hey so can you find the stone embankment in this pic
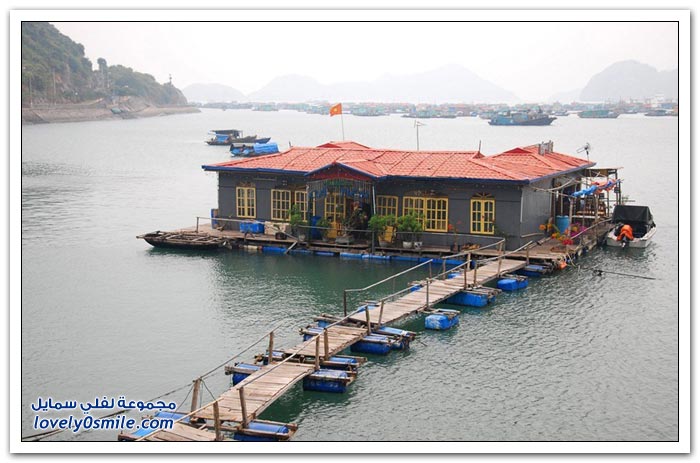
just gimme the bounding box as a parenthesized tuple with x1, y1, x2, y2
(22, 96, 200, 124)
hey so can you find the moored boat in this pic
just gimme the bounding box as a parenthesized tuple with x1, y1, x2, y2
(137, 231, 226, 250)
(605, 205, 656, 248)
(488, 110, 556, 126)
(230, 142, 279, 157)
(578, 109, 620, 119)
(644, 109, 671, 117)
(206, 130, 270, 146)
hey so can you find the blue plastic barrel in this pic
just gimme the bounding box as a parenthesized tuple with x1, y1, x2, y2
(425, 314, 459, 330)
(555, 216, 570, 233)
(303, 369, 350, 393)
(233, 421, 290, 441)
(309, 216, 322, 239)
(497, 278, 519, 291)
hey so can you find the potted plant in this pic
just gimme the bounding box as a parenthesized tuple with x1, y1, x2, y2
(368, 215, 388, 247)
(368, 214, 397, 247)
(316, 217, 332, 242)
(396, 213, 423, 249)
(288, 205, 307, 241)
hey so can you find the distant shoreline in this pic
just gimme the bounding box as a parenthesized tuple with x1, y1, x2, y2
(21, 100, 200, 125)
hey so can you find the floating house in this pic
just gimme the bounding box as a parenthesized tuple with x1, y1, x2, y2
(202, 141, 602, 250)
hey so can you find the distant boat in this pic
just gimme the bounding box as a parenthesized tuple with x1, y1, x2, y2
(206, 129, 270, 145)
(578, 110, 619, 119)
(488, 111, 556, 126)
(644, 109, 670, 117)
(553, 110, 569, 116)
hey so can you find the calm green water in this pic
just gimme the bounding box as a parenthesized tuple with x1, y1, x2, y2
(21, 110, 679, 441)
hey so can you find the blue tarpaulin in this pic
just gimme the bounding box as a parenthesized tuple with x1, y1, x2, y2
(253, 143, 279, 154)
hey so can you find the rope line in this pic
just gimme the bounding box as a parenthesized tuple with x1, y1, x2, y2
(579, 266, 658, 280)
(22, 324, 285, 441)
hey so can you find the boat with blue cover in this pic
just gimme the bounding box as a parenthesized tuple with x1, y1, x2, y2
(230, 141, 278, 157)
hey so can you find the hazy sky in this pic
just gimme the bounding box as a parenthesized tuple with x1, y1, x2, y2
(52, 21, 678, 101)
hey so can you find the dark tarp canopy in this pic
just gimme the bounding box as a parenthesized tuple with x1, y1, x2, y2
(611, 205, 654, 225)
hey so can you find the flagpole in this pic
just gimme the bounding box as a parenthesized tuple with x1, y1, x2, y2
(341, 112, 345, 140)
(416, 120, 419, 150)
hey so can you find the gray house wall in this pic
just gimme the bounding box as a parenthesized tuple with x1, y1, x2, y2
(374, 179, 523, 249)
(214, 171, 582, 250)
(216, 172, 307, 227)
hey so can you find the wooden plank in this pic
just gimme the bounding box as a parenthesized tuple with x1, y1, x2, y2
(145, 422, 220, 442)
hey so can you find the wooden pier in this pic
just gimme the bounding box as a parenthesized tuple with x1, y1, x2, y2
(133, 243, 532, 442)
(347, 258, 525, 326)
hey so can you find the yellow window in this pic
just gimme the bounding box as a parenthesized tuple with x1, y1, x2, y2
(376, 195, 398, 217)
(470, 194, 495, 235)
(424, 198, 448, 232)
(294, 190, 315, 217)
(324, 193, 345, 223)
(271, 189, 291, 221)
(402, 196, 448, 232)
(236, 187, 256, 219)
(402, 196, 425, 225)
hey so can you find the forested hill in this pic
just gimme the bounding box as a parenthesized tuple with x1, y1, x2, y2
(21, 22, 188, 106)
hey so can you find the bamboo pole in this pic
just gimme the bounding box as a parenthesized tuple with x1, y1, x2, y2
(238, 387, 248, 428)
(426, 272, 431, 310)
(365, 308, 372, 335)
(190, 378, 201, 413)
(442, 259, 446, 280)
(473, 261, 478, 286)
(378, 300, 385, 326)
(213, 401, 222, 441)
(314, 336, 320, 370)
(464, 252, 471, 289)
(497, 241, 503, 276)
(526, 245, 530, 265)
(267, 331, 275, 365)
(343, 291, 347, 317)
(196, 217, 200, 233)
(323, 329, 329, 360)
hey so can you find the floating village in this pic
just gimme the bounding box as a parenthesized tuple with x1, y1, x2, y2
(122, 102, 659, 442)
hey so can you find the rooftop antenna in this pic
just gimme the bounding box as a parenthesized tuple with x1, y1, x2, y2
(576, 142, 592, 162)
(478, 140, 482, 154)
(414, 119, 425, 150)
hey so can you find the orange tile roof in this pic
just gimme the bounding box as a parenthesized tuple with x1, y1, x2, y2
(203, 141, 594, 183)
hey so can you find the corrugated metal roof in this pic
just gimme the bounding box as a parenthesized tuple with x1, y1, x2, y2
(203, 141, 594, 183)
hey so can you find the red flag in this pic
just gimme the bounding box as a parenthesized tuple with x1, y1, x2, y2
(330, 103, 342, 117)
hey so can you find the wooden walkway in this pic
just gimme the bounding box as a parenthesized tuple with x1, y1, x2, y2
(136, 255, 527, 442)
(193, 363, 314, 422)
(141, 422, 225, 442)
(348, 258, 526, 326)
(284, 325, 368, 358)
(139, 362, 314, 441)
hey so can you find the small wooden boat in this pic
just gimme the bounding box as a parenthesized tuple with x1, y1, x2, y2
(605, 205, 656, 248)
(137, 231, 226, 250)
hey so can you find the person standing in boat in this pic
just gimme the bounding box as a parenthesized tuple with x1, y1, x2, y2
(616, 223, 634, 247)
